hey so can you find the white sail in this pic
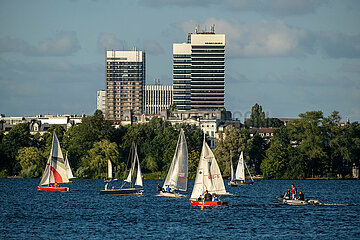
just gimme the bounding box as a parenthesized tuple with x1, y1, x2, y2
(230, 156, 234, 181)
(190, 139, 228, 200)
(107, 160, 113, 179)
(163, 129, 188, 191)
(235, 152, 245, 181)
(65, 153, 74, 179)
(125, 143, 143, 187)
(135, 150, 143, 186)
(39, 132, 69, 186)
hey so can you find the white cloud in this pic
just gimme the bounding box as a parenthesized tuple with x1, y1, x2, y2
(97, 33, 127, 52)
(319, 31, 360, 58)
(0, 32, 80, 56)
(229, 0, 328, 16)
(143, 40, 164, 55)
(179, 18, 313, 58)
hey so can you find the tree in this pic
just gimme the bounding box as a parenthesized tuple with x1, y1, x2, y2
(247, 134, 268, 175)
(16, 147, 45, 178)
(80, 139, 120, 178)
(287, 111, 327, 177)
(2, 123, 32, 174)
(214, 126, 249, 178)
(261, 139, 288, 179)
(245, 103, 283, 128)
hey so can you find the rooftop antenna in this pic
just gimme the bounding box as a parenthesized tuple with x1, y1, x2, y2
(211, 24, 215, 33)
(195, 25, 198, 34)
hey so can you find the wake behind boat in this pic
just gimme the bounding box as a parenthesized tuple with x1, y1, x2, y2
(157, 129, 188, 198)
(100, 142, 144, 195)
(38, 132, 70, 192)
(189, 138, 230, 206)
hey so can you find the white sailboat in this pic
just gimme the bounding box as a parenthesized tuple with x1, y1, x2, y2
(100, 142, 144, 195)
(229, 151, 254, 186)
(63, 152, 75, 183)
(157, 129, 188, 198)
(38, 132, 70, 191)
(190, 138, 230, 206)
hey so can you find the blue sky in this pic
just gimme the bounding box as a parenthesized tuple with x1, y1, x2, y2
(0, 0, 359, 121)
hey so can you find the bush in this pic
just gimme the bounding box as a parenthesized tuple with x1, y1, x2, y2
(20, 165, 42, 178)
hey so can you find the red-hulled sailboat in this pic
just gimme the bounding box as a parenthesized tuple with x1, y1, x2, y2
(189, 138, 230, 206)
(38, 132, 70, 192)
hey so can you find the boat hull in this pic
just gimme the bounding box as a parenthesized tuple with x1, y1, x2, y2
(156, 192, 187, 198)
(190, 200, 228, 206)
(100, 188, 144, 195)
(38, 186, 69, 192)
(228, 181, 253, 186)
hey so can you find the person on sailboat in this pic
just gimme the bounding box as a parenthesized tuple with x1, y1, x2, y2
(204, 190, 212, 201)
(105, 182, 109, 190)
(157, 183, 164, 192)
(54, 182, 58, 188)
(297, 191, 304, 200)
(291, 184, 297, 200)
(283, 189, 291, 200)
(213, 194, 219, 202)
(166, 185, 171, 193)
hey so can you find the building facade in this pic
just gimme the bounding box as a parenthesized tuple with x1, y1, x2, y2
(105, 50, 145, 121)
(173, 27, 225, 111)
(144, 84, 173, 115)
(97, 90, 106, 115)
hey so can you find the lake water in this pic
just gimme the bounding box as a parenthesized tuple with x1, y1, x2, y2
(0, 179, 359, 239)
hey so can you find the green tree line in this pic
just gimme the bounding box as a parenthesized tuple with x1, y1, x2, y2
(0, 107, 359, 179)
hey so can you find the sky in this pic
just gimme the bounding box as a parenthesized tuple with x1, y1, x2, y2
(0, 0, 359, 122)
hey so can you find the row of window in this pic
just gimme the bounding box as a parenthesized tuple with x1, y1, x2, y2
(173, 96, 191, 100)
(191, 50, 224, 53)
(173, 59, 191, 63)
(192, 46, 224, 49)
(173, 75, 191, 79)
(192, 58, 224, 61)
(173, 70, 191, 74)
(173, 85, 191, 89)
(173, 65, 191, 69)
(106, 62, 143, 65)
(192, 54, 225, 58)
(173, 54, 191, 58)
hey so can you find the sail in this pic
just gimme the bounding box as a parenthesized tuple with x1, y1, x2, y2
(190, 139, 228, 200)
(65, 153, 74, 179)
(230, 156, 234, 181)
(235, 152, 245, 181)
(107, 160, 113, 179)
(39, 132, 69, 186)
(134, 150, 143, 186)
(163, 129, 188, 191)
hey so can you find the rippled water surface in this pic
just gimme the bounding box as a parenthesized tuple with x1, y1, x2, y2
(0, 179, 359, 239)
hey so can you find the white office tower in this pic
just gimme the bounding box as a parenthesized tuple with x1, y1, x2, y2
(144, 84, 173, 114)
(173, 27, 225, 110)
(97, 90, 106, 115)
(105, 50, 145, 121)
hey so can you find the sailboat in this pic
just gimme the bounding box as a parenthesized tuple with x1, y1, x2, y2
(38, 132, 70, 191)
(228, 151, 254, 186)
(190, 138, 230, 206)
(157, 129, 188, 198)
(63, 152, 75, 183)
(100, 143, 144, 195)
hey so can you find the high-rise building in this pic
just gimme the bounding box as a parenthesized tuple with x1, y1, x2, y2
(144, 84, 173, 114)
(173, 27, 225, 110)
(97, 90, 106, 115)
(105, 50, 145, 121)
